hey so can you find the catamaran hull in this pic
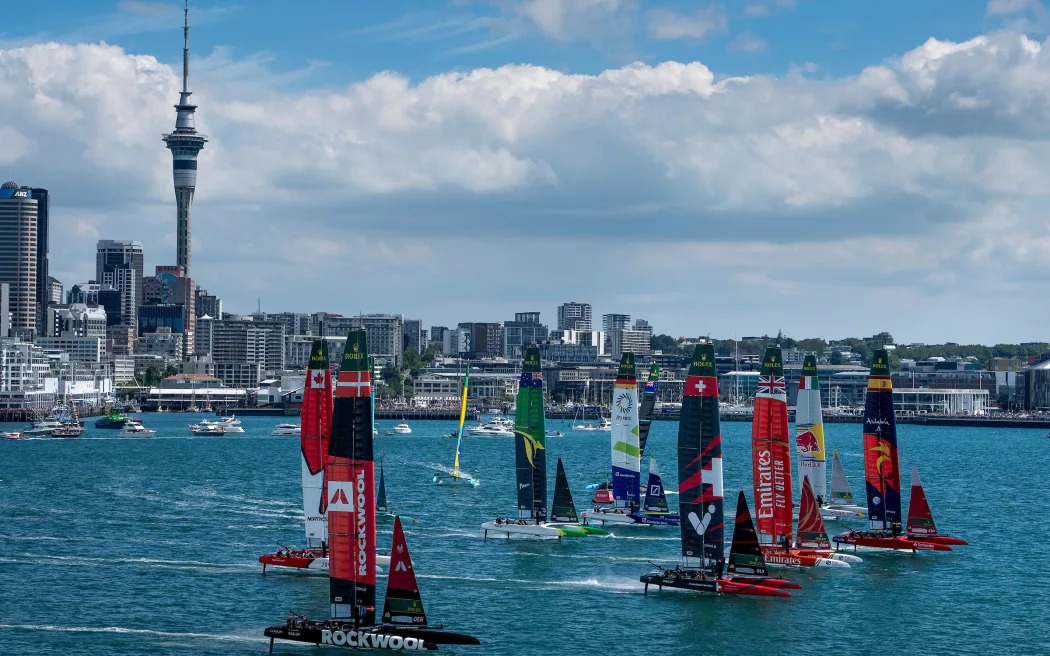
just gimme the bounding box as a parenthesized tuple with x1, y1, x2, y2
(264, 623, 480, 651)
(639, 572, 793, 597)
(259, 553, 391, 572)
(832, 532, 953, 552)
(907, 534, 968, 546)
(825, 505, 867, 519)
(759, 546, 852, 568)
(432, 474, 480, 487)
(480, 521, 587, 538)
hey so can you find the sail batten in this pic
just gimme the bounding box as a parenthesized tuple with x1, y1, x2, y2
(862, 350, 902, 532)
(611, 352, 641, 509)
(750, 345, 792, 545)
(327, 330, 376, 624)
(794, 355, 826, 502)
(678, 344, 723, 573)
(300, 339, 333, 546)
(514, 347, 547, 521)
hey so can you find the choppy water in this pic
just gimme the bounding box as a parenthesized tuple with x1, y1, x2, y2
(1, 414, 1047, 655)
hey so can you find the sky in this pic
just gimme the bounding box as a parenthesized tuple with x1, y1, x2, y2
(1, 0, 1049, 344)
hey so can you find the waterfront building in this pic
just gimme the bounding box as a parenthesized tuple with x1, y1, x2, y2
(162, 3, 207, 278)
(1024, 359, 1050, 411)
(540, 341, 597, 364)
(0, 182, 42, 338)
(503, 312, 548, 360)
(107, 325, 135, 357)
(557, 301, 592, 331)
(412, 371, 518, 404)
(610, 328, 651, 358)
(893, 388, 989, 415)
(146, 373, 244, 411)
(108, 355, 136, 384)
(47, 277, 62, 306)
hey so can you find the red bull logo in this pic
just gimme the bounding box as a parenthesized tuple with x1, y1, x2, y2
(797, 430, 819, 453)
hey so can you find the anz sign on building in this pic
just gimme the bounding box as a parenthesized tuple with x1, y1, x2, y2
(0, 187, 32, 199)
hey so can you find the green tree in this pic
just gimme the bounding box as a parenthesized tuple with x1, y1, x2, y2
(830, 351, 843, 365)
(381, 365, 404, 398)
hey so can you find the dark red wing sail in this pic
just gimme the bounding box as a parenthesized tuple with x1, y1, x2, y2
(795, 476, 831, 549)
(381, 516, 427, 626)
(327, 330, 376, 624)
(727, 491, 769, 578)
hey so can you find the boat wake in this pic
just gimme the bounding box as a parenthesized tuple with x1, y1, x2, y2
(0, 553, 258, 573)
(417, 573, 640, 593)
(0, 623, 267, 644)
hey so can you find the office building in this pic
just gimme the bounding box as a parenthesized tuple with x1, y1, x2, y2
(0, 282, 9, 338)
(0, 182, 40, 338)
(47, 277, 62, 305)
(557, 301, 592, 331)
(95, 240, 144, 305)
(319, 314, 403, 366)
(47, 304, 107, 339)
(403, 318, 423, 354)
(504, 312, 548, 360)
(195, 316, 285, 387)
(611, 328, 652, 359)
(457, 322, 503, 359)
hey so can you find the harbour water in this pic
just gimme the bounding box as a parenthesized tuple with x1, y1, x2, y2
(1, 414, 1046, 655)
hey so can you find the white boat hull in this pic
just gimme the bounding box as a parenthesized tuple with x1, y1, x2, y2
(480, 521, 575, 538)
(581, 510, 639, 526)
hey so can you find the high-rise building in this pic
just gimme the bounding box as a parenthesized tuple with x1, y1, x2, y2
(602, 313, 630, 353)
(557, 301, 592, 331)
(97, 286, 123, 326)
(194, 287, 222, 320)
(30, 187, 49, 336)
(403, 318, 423, 355)
(319, 314, 404, 366)
(96, 238, 143, 335)
(457, 322, 504, 359)
(0, 182, 40, 338)
(47, 303, 108, 339)
(611, 328, 652, 359)
(633, 318, 652, 333)
(47, 276, 63, 305)
(162, 3, 207, 278)
(194, 316, 285, 386)
(68, 282, 101, 305)
(155, 265, 194, 357)
(503, 312, 548, 360)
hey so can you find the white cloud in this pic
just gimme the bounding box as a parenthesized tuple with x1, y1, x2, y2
(646, 5, 728, 41)
(745, 0, 798, 17)
(729, 32, 768, 53)
(3, 32, 1050, 340)
(987, 0, 1041, 15)
(510, 0, 634, 41)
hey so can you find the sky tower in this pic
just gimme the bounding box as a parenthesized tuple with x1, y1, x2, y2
(162, 0, 207, 279)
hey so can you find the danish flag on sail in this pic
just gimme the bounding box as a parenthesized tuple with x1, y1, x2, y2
(326, 330, 376, 624)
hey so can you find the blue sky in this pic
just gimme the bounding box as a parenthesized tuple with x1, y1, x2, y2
(2, 0, 1050, 343)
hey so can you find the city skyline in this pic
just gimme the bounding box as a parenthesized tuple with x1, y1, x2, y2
(2, 1, 1050, 343)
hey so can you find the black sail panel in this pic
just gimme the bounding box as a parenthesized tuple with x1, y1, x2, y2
(727, 491, 769, 578)
(638, 364, 659, 456)
(550, 458, 578, 522)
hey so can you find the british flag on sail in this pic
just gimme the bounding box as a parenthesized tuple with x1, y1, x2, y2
(756, 375, 785, 397)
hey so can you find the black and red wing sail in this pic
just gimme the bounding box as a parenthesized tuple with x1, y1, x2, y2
(381, 516, 427, 626)
(301, 339, 333, 541)
(327, 329, 376, 624)
(727, 491, 770, 578)
(678, 344, 723, 573)
(863, 350, 902, 532)
(637, 363, 659, 457)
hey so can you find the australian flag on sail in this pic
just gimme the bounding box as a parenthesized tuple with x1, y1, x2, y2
(757, 375, 785, 395)
(520, 371, 543, 388)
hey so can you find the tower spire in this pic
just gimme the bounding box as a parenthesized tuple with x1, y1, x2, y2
(182, 0, 189, 94)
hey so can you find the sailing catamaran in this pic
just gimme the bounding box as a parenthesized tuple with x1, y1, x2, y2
(547, 458, 607, 535)
(795, 355, 865, 520)
(827, 450, 867, 518)
(265, 330, 480, 651)
(751, 346, 848, 568)
(583, 352, 675, 527)
(640, 344, 798, 597)
(639, 454, 680, 525)
(433, 369, 479, 486)
(482, 346, 594, 538)
(637, 363, 659, 457)
(833, 350, 967, 552)
(260, 339, 333, 572)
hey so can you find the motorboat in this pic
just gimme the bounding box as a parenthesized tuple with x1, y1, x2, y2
(392, 419, 412, 434)
(119, 420, 156, 437)
(466, 418, 513, 437)
(195, 417, 244, 433)
(270, 423, 300, 436)
(24, 419, 63, 435)
(2, 431, 25, 440)
(51, 422, 84, 438)
(190, 423, 226, 436)
(95, 406, 130, 428)
(573, 418, 611, 432)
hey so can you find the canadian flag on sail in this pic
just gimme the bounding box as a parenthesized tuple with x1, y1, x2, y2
(309, 370, 327, 389)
